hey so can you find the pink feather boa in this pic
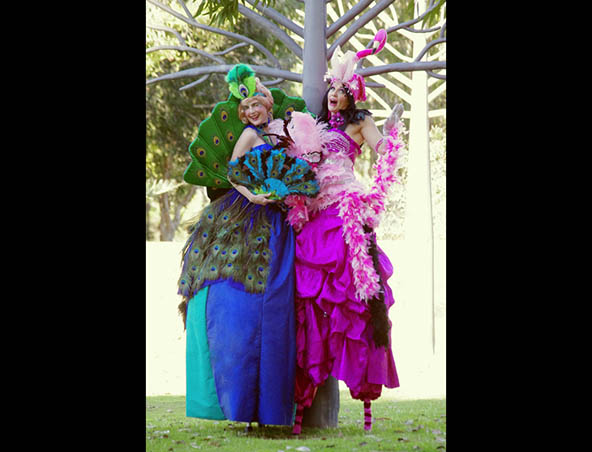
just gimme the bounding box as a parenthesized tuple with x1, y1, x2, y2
(339, 126, 403, 301)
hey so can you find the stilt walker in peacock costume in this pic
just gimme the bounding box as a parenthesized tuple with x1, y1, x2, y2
(177, 64, 317, 428)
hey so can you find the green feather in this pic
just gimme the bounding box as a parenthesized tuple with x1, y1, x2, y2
(183, 97, 245, 188)
(270, 88, 313, 121)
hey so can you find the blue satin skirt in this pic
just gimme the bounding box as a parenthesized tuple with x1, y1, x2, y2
(185, 201, 296, 425)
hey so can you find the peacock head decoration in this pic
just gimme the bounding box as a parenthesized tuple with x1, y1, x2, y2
(226, 63, 257, 101)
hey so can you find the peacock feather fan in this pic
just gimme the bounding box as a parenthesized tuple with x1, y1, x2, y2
(228, 147, 320, 201)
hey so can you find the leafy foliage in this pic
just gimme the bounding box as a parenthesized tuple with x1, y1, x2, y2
(194, 0, 277, 26)
(422, 0, 446, 27)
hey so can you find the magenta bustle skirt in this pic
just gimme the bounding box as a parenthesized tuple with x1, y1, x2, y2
(294, 205, 400, 406)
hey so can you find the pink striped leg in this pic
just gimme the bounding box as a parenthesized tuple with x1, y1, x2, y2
(292, 403, 304, 435)
(364, 399, 372, 431)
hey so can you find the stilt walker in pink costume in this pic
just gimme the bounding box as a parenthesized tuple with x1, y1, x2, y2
(282, 30, 406, 434)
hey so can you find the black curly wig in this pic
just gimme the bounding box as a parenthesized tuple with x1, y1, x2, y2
(318, 83, 372, 130)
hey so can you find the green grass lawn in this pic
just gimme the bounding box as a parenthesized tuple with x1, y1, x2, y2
(146, 392, 446, 451)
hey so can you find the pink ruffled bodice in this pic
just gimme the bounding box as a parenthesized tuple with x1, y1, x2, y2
(307, 128, 365, 213)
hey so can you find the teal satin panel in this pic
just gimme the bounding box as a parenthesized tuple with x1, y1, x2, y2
(185, 286, 226, 419)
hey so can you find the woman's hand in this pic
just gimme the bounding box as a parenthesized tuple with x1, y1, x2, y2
(382, 103, 404, 136)
(249, 192, 275, 205)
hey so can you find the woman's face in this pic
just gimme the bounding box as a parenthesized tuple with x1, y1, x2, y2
(240, 98, 269, 126)
(327, 81, 350, 113)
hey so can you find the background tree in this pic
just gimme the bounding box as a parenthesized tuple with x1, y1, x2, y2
(146, 0, 303, 240)
(146, 0, 446, 427)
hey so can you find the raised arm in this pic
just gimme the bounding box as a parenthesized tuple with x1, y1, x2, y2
(361, 104, 404, 154)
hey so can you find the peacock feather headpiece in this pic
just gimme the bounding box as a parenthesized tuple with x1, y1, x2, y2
(225, 63, 258, 101)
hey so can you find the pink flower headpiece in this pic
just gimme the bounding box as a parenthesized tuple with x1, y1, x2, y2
(324, 29, 387, 103)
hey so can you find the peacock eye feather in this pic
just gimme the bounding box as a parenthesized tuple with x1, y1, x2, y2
(226, 131, 234, 141)
(213, 136, 220, 146)
(220, 110, 229, 121)
(239, 83, 249, 98)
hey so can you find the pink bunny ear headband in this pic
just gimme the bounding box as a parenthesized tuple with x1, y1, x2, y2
(324, 29, 387, 103)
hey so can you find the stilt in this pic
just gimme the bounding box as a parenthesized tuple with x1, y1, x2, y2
(363, 399, 372, 431)
(292, 403, 304, 435)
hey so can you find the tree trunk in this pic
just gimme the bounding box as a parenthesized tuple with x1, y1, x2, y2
(146, 199, 152, 241)
(299, 0, 339, 429)
(403, 0, 435, 357)
(302, 0, 327, 115)
(158, 193, 176, 241)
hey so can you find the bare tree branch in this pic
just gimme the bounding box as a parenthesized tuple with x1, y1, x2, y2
(386, 0, 442, 34)
(413, 37, 446, 62)
(260, 78, 286, 86)
(404, 25, 441, 33)
(238, 4, 303, 59)
(146, 45, 226, 65)
(326, 0, 374, 38)
(440, 21, 446, 38)
(176, 0, 193, 19)
(147, 0, 281, 68)
(147, 23, 186, 46)
(327, 0, 395, 60)
(212, 42, 248, 55)
(179, 75, 210, 91)
(146, 64, 302, 86)
(365, 81, 385, 88)
(245, 0, 304, 37)
(426, 70, 446, 80)
(357, 60, 446, 76)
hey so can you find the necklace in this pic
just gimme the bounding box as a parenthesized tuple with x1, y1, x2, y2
(328, 111, 345, 128)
